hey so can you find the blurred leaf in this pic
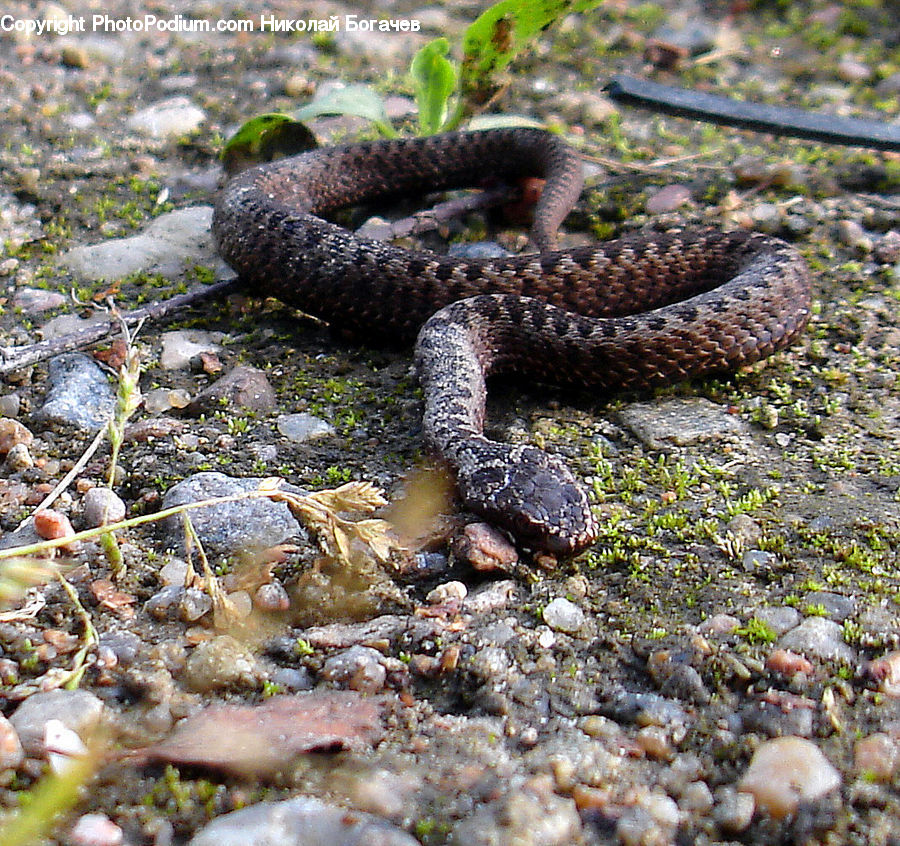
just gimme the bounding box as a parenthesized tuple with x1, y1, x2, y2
(221, 113, 318, 176)
(411, 38, 458, 134)
(293, 84, 397, 137)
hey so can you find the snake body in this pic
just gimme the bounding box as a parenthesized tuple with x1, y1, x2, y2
(212, 129, 811, 554)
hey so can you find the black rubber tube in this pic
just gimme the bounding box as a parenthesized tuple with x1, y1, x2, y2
(606, 74, 900, 152)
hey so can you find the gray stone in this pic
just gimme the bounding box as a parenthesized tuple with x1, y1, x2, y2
(126, 96, 205, 138)
(276, 412, 335, 443)
(187, 366, 276, 413)
(160, 471, 306, 558)
(59, 207, 224, 282)
(803, 591, 856, 621)
(37, 353, 115, 432)
(778, 617, 856, 664)
(752, 606, 801, 637)
(321, 646, 387, 694)
(183, 635, 258, 693)
(543, 597, 586, 633)
(9, 689, 104, 755)
(618, 397, 745, 450)
(82, 487, 126, 527)
(159, 329, 223, 371)
(188, 796, 420, 846)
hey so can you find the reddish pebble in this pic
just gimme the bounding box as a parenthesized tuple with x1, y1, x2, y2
(766, 648, 813, 677)
(454, 522, 518, 572)
(866, 651, 900, 696)
(0, 417, 33, 454)
(33, 509, 76, 544)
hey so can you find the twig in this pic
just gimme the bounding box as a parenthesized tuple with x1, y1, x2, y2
(0, 278, 240, 378)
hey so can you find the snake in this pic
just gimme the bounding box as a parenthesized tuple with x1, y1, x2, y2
(212, 128, 811, 555)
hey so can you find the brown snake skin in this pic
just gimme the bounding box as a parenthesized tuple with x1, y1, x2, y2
(212, 128, 811, 555)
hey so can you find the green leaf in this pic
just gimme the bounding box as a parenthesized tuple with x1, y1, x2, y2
(461, 0, 604, 98)
(411, 38, 458, 135)
(293, 84, 397, 137)
(220, 114, 318, 176)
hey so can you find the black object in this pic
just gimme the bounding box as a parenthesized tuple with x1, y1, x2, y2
(606, 74, 900, 152)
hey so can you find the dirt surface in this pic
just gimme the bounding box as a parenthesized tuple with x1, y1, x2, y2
(1, 1, 899, 844)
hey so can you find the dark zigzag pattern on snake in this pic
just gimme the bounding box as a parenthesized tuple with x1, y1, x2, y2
(212, 128, 811, 555)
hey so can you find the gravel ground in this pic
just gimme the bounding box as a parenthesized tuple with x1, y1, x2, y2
(1, 1, 899, 844)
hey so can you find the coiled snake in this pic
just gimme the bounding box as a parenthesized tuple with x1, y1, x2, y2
(212, 129, 811, 555)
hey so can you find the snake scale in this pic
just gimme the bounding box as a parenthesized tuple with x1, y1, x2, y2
(212, 128, 811, 555)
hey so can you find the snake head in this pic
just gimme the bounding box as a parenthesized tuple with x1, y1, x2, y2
(455, 444, 598, 556)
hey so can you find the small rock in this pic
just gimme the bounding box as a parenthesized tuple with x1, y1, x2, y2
(752, 606, 801, 637)
(0, 395, 20, 417)
(696, 614, 740, 637)
(45, 719, 88, 775)
(321, 646, 388, 694)
(126, 96, 205, 138)
(874, 230, 900, 264)
(738, 736, 841, 819)
(276, 412, 335, 443)
(854, 733, 898, 781)
(4, 442, 33, 471)
(254, 581, 290, 612)
(543, 597, 586, 633)
(37, 353, 115, 432)
(188, 796, 419, 846)
(766, 649, 813, 677)
(646, 184, 693, 214)
(742, 549, 777, 573)
(714, 787, 755, 834)
(778, 617, 856, 664)
(59, 207, 223, 282)
(0, 712, 24, 771)
(679, 780, 714, 813)
(838, 219, 873, 251)
(619, 397, 744, 450)
(60, 44, 90, 68)
(726, 513, 762, 547)
(447, 241, 512, 259)
(160, 472, 305, 557)
(426, 581, 467, 605)
(9, 689, 104, 756)
(68, 813, 124, 846)
(144, 585, 185, 620)
(179, 587, 213, 622)
(454, 522, 519, 571)
(865, 651, 900, 696)
(33, 509, 76, 543)
(187, 365, 276, 413)
(182, 635, 258, 693)
(159, 329, 222, 371)
(748, 202, 782, 233)
(836, 57, 873, 83)
(81, 487, 126, 527)
(11, 287, 66, 314)
(803, 591, 856, 621)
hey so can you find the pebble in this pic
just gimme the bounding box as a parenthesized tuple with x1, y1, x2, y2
(36, 353, 116, 432)
(159, 472, 305, 558)
(426, 580, 468, 605)
(837, 57, 873, 83)
(873, 230, 900, 264)
(182, 635, 258, 693)
(679, 780, 714, 814)
(449, 781, 582, 846)
(179, 587, 213, 622)
(33, 509, 76, 543)
(45, 719, 88, 774)
(543, 598, 586, 633)
(187, 365, 276, 413)
(838, 219, 873, 252)
(4, 442, 33, 471)
(454, 522, 519, 571)
(276, 412, 335, 443)
(68, 813, 124, 846)
(0, 712, 24, 771)
(618, 397, 744, 450)
(726, 513, 762, 548)
(59, 207, 223, 282)
(81, 488, 126, 527)
(159, 329, 222, 371)
(254, 581, 291, 612)
(803, 590, 856, 621)
(742, 549, 777, 573)
(144, 585, 185, 620)
(9, 689, 104, 756)
(751, 606, 801, 636)
(738, 736, 841, 819)
(11, 287, 67, 314)
(713, 786, 755, 834)
(854, 733, 899, 782)
(865, 651, 900, 696)
(777, 617, 856, 664)
(188, 796, 420, 846)
(646, 184, 693, 214)
(0, 394, 20, 417)
(766, 649, 814, 677)
(126, 96, 206, 138)
(321, 646, 388, 694)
